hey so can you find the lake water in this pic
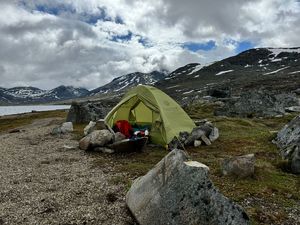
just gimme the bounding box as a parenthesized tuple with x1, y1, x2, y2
(0, 105, 71, 116)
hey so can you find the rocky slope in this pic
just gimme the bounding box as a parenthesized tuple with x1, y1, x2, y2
(0, 86, 89, 105)
(156, 47, 300, 102)
(89, 71, 167, 96)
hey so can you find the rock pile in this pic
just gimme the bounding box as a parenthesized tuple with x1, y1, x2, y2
(79, 121, 126, 153)
(215, 90, 300, 118)
(273, 115, 300, 174)
(169, 121, 219, 149)
(126, 149, 250, 225)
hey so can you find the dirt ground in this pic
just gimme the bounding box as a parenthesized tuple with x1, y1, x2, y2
(1, 111, 299, 225)
(0, 118, 135, 225)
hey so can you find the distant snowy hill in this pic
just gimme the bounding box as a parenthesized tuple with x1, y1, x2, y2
(0, 86, 89, 105)
(89, 70, 168, 96)
(156, 47, 300, 101)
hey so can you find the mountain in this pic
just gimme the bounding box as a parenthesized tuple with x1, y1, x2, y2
(0, 85, 89, 105)
(156, 47, 300, 101)
(89, 71, 168, 96)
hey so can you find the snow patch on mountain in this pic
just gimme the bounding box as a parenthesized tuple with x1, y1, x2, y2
(263, 66, 290, 75)
(267, 48, 300, 57)
(216, 70, 234, 76)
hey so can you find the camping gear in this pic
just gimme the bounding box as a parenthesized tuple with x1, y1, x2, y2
(105, 85, 196, 146)
(108, 137, 148, 153)
(113, 120, 133, 138)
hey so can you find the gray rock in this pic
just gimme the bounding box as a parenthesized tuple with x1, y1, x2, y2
(194, 140, 202, 147)
(200, 135, 212, 145)
(96, 119, 107, 130)
(60, 122, 73, 133)
(291, 146, 300, 174)
(285, 106, 300, 113)
(274, 115, 300, 156)
(51, 127, 62, 135)
(126, 149, 250, 225)
(215, 90, 300, 118)
(84, 121, 97, 136)
(185, 125, 213, 145)
(209, 127, 219, 142)
(114, 132, 126, 143)
(79, 130, 113, 150)
(66, 101, 114, 123)
(184, 127, 205, 146)
(194, 119, 209, 126)
(221, 154, 255, 178)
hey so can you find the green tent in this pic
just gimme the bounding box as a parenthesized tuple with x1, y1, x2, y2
(105, 85, 195, 146)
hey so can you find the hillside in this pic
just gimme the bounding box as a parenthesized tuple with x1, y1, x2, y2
(89, 71, 167, 96)
(156, 48, 300, 102)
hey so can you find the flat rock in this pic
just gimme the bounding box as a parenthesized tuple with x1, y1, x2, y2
(221, 154, 255, 178)
(126, 149, 250, 225)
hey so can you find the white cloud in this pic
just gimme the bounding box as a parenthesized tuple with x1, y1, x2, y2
(0, 0, 299, 90)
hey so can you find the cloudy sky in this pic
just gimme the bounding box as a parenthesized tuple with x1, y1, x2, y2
(0, 0, 299, 90)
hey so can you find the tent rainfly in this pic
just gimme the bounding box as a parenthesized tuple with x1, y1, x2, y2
(104, 85, 196, 146)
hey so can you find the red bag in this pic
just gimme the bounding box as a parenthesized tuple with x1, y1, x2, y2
(115, 120, 133, 138)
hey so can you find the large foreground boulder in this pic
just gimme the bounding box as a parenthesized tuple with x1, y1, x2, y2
(66, 101, 115, 123)
(126, 149, 250, 225)
(215, 90, 299, 118)
(274, 115, 300, 174)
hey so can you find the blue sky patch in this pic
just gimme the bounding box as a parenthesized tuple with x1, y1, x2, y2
(20, 2, 121, 25)
(236, 41, 254, 53)
(111, 31, 133, 42)
(182, 40, 216, 52)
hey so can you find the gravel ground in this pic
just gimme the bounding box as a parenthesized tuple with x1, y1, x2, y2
(0, 118, 135, 225)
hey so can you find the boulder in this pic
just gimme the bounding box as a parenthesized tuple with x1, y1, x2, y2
(84, 121, 97, 136)
(66, 101, 114, 123)
(221, 154, 255, 178)
(274, 115, 300, 155)
(61, 122, 73, 133)
(126, 149, 250, 225)
(114, 132, 126, 142)
(79, 130, 113, 150)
